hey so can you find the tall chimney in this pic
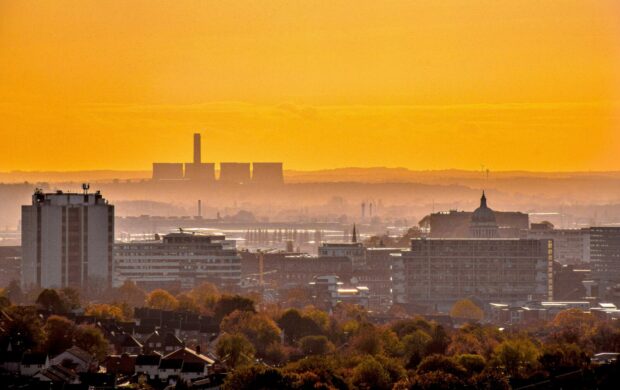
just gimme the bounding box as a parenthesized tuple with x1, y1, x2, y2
(193, 133, 201, 164)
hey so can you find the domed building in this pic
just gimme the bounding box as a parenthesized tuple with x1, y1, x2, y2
(469, 191, 499, 238)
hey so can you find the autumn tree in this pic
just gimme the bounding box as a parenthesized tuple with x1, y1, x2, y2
(216, 333, 256, 369)
(188, 282, 220, 312)
(220, 310, 281, 357)
(176, 293, 200, 313)
(146, 289, 179, 310)
(352, 356, 392, 390)
(450, 299, 484, 322)
(214, 295, 255, 321)
(74, 325, 110, 361)
(114, 280, 146, 308)
(278, 309, 323, 343)
(36, 289, 67, 313)
(492, 338, 541, 377)
(300, 335, 335, 356)
(44, 315, 77, 356)
(85, 303, 124, 320)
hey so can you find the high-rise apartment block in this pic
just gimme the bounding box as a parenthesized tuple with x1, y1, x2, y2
(21, 187, 114, 289)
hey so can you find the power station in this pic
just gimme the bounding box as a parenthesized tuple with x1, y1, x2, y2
(152, 133, 283, 184)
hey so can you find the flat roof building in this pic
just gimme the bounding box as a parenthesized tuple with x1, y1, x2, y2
(392, 238, 553, 312)
(114, 232, 241, 291)
(21, 187, 114, 289)
(219, 163, 251, 184)
(252, 162, 284, 184)
(152, 163, 184, 181)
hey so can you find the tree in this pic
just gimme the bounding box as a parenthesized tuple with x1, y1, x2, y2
(410, 371, 466, 390)
(176, 293, 200, 313)
(300, 335, 335, 356)
(36, 289, 67, 313)
(146, 289, 178, 310)
(492, 338, 540, 377)
(351, 324, 384, 356)
(455, 354, 486, 374)
(5, 280, 23, 304)
(216, 333, 256, 369)
(214, 295, 255, 321)
(114, 280, 146, 308)
(59, 287, 81, 310)
(450, 299, 484, 322)
(2, 306, 45, 352)
(74, 325, 109, 361)
(222, 366, 294, 390)
(220, 310, 281, 357)
(44, 315, 77, 356)
(352, 356, 392, 390)
(188, 282, 220, 312)
(416, 354, 467, 379)
(85, 303, 124, 320)
(278, 309, 322, 343)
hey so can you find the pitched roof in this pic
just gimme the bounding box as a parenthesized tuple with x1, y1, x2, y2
(159, 358, 183, 370)
(163, 347, 214, 365)
(58, 346, 93, 364)
(136, 353, 162, 366)
(119, 334, 143, 348)
(181, 361, 205, 373)
(22, 352, 47, 365)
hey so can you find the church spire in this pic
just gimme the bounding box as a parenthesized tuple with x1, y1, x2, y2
(480, 191, 487, 208)
(352, 224, 357, 243)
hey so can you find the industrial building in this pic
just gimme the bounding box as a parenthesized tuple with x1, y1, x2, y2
(152, 163, 184, 181)
(252, 162, 284, 184)
(21, 187, 114, 289)
(151, 133, 284, 184)
(219, 162, 251, 184)
(114, 231, 241, 291)
(391, 238, 553, 311)
(184, 133, 215, 181)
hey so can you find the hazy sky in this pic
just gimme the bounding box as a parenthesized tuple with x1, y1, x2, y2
(1, 0, 619, 171)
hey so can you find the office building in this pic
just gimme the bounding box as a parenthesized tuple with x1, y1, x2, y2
(114, 232, 241, 291)
(392, 238, 553, 311)
(588, 227, 620, 290)
(21, 187, 114, 289)
(523, 222, 590, 264)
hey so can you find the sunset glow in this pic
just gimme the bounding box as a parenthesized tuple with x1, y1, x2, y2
(1, 0, 619, 171)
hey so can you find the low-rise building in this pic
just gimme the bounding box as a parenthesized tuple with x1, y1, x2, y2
(114, 231, 241, 290)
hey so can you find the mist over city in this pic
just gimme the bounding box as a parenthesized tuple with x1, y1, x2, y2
(1, 1, 620, 389)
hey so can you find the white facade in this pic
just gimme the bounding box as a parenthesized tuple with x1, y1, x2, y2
(114, 232, 241, 290)
(21, 189, 114, 289)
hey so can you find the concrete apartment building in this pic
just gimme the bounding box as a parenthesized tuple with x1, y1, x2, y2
(21, 187, 114, 289)
(114, 232, 241, 291)
(588, 227, 620, 293)
(392, 238, 554, 311)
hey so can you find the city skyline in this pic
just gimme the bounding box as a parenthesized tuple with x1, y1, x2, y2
(1, 1, 619, 172)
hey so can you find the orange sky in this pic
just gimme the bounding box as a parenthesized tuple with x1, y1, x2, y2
(1, 0, 619, 171)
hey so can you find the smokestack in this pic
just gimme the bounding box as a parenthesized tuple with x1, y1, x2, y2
(193, 133, 201, 164)
(197, 200, 202, 218)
